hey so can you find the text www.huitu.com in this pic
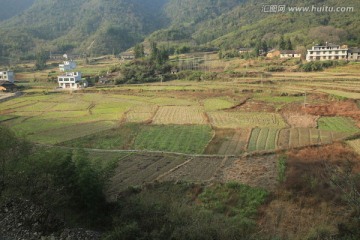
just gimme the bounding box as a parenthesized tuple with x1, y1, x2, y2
(262, 5, 355, 13)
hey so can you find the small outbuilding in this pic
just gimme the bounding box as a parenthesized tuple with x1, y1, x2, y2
(0, 80, 17, 92)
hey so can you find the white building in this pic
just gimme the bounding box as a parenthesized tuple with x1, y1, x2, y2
(59, 61, 77, 72)
(58, 72, 87, 89)
(306, 43, 348, 61)
(280, 50, 301, 59)
(0, 71, 15, 83)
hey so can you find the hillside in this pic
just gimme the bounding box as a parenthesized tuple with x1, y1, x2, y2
(0, 0, 359, 59)
(153, 0, 360, 49)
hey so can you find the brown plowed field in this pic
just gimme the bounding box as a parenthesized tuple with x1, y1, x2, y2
(220, 155, 278, 190)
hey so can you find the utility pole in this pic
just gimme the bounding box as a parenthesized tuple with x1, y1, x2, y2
(304, 91, 307, 114)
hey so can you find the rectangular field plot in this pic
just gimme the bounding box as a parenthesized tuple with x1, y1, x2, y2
(134, 125, 213, 154)
(277, 128, 348, 150)
(347, 139, 360, 155)
(152, 106, 207, 125)
(318, 117, 359, 133)
(208, 112, 287, 129)
(248, 128, 279, 152)
(62, 123, 140, 149)
(159, 157, 224, 182)
(125, 105, 158, 123)
(205, 129, 251, 155)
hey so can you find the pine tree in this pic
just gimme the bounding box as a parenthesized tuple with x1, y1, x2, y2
(285, 38, 293, 50)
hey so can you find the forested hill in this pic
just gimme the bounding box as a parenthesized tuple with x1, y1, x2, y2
(0, 0, 359, 59)
(0, 0, 169, 58)
(0, 0, 35, 22)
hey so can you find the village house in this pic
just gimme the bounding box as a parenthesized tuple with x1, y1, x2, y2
(238, 48, 252, 54)
(120, 52, 135, 61)
(280, 50, 301, 59)
(0, 71, 15, 83)
(57, 72, 87, 90)
(306, 43, 348, 61)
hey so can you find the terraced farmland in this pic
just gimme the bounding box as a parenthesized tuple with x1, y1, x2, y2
(0, 93, 146, 143)
(208, 112, 287, 129)
(106, 151, 279, 200)
(152, 106, 207, 125)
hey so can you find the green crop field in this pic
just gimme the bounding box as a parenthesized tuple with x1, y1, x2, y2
(318, 117, 359, 133)
(134, 125, 213, 154)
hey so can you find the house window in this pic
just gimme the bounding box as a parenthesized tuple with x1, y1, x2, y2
(64, 78, 70, 81)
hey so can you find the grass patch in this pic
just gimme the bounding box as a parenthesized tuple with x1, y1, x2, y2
(318, 117, 359, 133)
(199, 182, 268, 218)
